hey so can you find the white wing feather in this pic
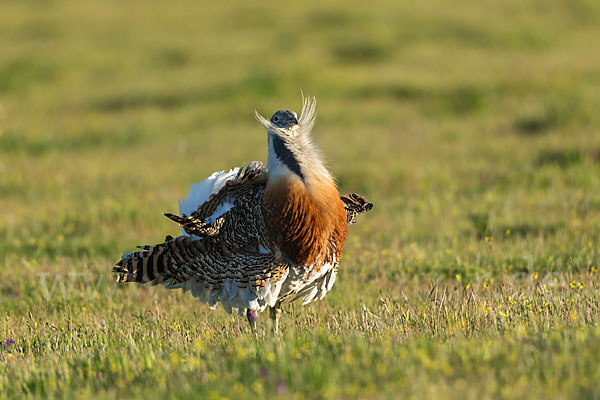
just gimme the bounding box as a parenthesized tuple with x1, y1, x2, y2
(178, 168, 240, 219)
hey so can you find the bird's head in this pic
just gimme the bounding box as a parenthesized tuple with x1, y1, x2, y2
(255, 96, 325, 183)
(270, 110, 298, 130)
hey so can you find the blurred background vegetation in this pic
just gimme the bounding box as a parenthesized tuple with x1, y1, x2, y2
(1, 0, 599, 398)
(2, 0, 599, 268)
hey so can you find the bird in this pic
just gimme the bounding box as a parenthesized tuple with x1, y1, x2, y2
(113, 96, 372, 331)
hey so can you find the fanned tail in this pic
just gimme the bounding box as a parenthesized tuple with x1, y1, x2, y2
(114, 233, 292, 313)
(341, 194, 373, 224)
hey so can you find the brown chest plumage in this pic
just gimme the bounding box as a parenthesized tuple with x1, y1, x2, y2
(263, 176, 348, 266)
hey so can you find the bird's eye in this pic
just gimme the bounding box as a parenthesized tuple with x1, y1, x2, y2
(273, 116, 279, 122)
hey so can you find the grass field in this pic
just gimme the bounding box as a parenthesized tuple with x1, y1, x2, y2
(1, 0, 600, 398)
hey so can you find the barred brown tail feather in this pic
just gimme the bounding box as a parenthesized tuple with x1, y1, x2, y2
(340, 194, 373, 224)
(113, 243, 173, 284)
(163, 212, 225, 237)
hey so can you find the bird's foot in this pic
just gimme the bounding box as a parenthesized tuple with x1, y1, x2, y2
(269, 306, 282, 334)
(246, 309, 258, 332)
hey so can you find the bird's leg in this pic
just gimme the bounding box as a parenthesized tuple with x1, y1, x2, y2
(269, 305, 282, 333)
(246, 309, 258, 331)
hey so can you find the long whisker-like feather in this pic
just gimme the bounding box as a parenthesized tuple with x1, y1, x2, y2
(298, 94, 317, 137)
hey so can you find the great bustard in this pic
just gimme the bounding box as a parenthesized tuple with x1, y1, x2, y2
(114, 97, 372, 331)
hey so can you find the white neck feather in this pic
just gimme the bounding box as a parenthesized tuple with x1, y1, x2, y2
(267, 132, 334, 188)
(267, 135, 293, 181)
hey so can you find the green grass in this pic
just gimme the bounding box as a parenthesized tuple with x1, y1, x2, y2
(1, 0, 600, 398)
